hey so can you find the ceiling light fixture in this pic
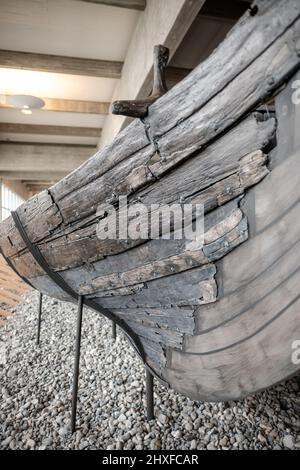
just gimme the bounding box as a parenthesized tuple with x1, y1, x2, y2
(7, 94, 45, 115)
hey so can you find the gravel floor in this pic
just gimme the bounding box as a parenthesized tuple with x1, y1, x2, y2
(0, 291, 300, 450)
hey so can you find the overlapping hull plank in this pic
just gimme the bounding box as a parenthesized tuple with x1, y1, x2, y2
(0, 0, 300, 400)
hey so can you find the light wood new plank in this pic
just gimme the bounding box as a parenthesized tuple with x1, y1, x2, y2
(0, 277, 29, 292)
(0, 293, 17, 306)
(0, 287, 22, 303)
(0, 308, 11, 317)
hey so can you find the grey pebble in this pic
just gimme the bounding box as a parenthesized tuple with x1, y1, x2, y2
(0, 291, 299, 451)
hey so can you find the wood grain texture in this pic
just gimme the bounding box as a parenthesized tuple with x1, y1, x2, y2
(0, 50, 123, 79)
(1, 1, 300, 397)
(0, 308, 12, 317)
(99, 0, 206, 147)
(1, 96, 110, 115)
(0, 123, 102, 138)
(6, 113, 270, 279)
(165, 74, 300, 400)
(146, 0, 300, 138)
(0, 255, 31, 323)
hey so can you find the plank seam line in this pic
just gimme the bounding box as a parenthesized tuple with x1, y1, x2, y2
(185, 289, 300, 356)
(9, 210, 172, 384)
(147, 9, 300, 139)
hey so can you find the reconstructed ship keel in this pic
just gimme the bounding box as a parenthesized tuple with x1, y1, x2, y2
(1, 0, 300, 402)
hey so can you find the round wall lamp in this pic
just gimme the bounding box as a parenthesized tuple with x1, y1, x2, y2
(7, 94, 45, 115)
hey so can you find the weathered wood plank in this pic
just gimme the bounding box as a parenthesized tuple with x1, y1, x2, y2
(60, 199, 244, 286)
(78, 206, 244, 295)
(52, 144, 155, 224)
(203, 217, 248, 261)
(79, 254, 209, 295)
(1, 110, 273, 284)
(137, 117, 273, 206)
(52, 113, 274, 226)
(0, 0, 291, 258)
(92, 264, 217, 308)
(51, 119, 150, 203)
(0, 191, 63, 258)
(140, 337, 167, 369)
(1, 0, 300, 400)
(148, 18, 300, 175)
(127, 320, 184, 349)
(28, 159, 252, 277)
(111, 307, 195, 334)
(9, 115, 272, 278)
(146, 0, 300, 138)
(49, 2, 292, 223)
(16, 196, 244, 286)
(99, 0, 206, 147)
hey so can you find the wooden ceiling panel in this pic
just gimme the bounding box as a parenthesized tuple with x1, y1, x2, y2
(0, 123, 101, 137)
(1, 96, 110, 114)
(0, 108, 106, 128)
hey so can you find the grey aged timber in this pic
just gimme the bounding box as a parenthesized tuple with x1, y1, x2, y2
(112, 45, 169, 118)
(1, 0, 300, 401)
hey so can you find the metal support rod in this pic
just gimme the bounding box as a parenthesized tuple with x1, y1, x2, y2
(36, 292, 43, 346)
(112, 321, 116, 340)
(146, 368, 154, 421)
(71, 295, 84, 433)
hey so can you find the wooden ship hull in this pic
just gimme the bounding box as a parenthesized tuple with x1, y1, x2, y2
(1, 0, 300, 401)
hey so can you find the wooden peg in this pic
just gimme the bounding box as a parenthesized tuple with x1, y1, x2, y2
(112, 45, 169, 119)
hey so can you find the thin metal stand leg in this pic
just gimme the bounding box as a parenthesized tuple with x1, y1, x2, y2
(112, 321, 116, 340)
(71, 295, 84, 433)
(146, 368, 154, 421)
(36, 292, 43, 346)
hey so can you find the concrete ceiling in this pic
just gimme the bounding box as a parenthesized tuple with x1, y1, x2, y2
(0, 0, 140, 60)
(0, 0, 136, 162)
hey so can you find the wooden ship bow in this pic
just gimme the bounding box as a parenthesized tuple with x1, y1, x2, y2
(1, 0, 300, 401)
